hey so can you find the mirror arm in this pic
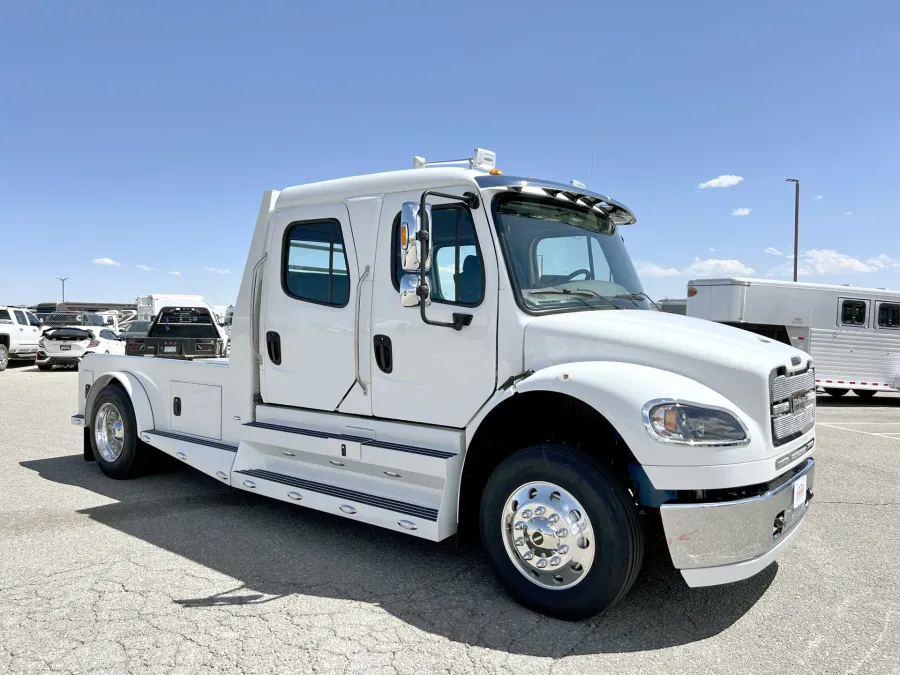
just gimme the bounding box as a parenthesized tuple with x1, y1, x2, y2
(416, 190, 480, 330)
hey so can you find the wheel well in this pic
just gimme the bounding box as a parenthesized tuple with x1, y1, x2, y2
(458, 391, 638, 537)
(0, 335, 9, 349)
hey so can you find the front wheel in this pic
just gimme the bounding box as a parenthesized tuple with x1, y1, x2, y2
(480, 445, 643, 621)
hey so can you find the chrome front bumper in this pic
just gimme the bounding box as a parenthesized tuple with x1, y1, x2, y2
(660, 458, 814, 577)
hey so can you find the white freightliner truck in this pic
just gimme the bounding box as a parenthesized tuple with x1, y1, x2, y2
(72, 150, 816, 619)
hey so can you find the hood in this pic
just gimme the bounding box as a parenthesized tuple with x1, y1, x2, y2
(524, 310, 810, 424)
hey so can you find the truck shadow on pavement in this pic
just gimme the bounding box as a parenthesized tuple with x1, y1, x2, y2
(21, 453, 776, 657)
(816, 393, 900, 408)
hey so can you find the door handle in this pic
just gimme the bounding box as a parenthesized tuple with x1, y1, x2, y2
(266, 331, 281, 365)
(373, 334, 392, 374)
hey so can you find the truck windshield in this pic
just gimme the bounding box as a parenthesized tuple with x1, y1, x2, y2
(492, 194, 651, 312)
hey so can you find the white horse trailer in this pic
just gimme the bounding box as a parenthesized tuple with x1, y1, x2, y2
(687, 278, 900, 398)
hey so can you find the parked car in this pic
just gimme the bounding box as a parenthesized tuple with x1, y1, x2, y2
(125, 306, 228, 359)
(0, 305, 42, 371)
(36, 327, 124, 370)
(119, 320, 152, 339)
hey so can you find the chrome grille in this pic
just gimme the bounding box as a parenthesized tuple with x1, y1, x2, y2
(771, 367, 816, 445)
(772, 369, 816, 400)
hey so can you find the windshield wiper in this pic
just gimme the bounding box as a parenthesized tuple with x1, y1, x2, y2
(528, 288, 622, 310)
(614, 292, 661, 310)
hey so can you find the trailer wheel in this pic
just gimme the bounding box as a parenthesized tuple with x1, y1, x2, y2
(853, 389, 877, 399)
(479, 444, 643, 621)
(824, 388, 849, 398)
(89, 385, 145, 479)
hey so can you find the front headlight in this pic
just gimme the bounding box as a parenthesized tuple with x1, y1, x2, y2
(643, 401, 749, 446)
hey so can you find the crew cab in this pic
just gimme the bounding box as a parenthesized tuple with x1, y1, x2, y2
(0, 305, 42, 370)
(72, 150, 816, 620)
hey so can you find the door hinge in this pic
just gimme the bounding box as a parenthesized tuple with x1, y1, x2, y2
(498, 369, 535, 391)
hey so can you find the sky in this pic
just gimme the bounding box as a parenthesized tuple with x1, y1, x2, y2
(2, 0, 898, 306)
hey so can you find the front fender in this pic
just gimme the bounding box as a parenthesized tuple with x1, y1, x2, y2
(513, 361, 763, 469)
(85, 371, 155, 434)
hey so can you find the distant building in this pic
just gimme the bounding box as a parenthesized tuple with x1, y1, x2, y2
(34, 301, 137, 315)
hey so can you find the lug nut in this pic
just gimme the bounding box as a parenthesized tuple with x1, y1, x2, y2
(557, 529, 569, 538)
(534, 506, 546, 516)
(521, 509, 533, 519)
(522, 551, 534, 561)
(558, 544, 569, 554)
(550, 557, 561, 567)
(548, 514, 560, 523)
(514, 521, 525, 531)
(536, 559, 548, 569)
(515, 537, 525, 546)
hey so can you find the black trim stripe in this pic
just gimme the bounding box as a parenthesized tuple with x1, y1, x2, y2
(245, 421, 456, 459)
(146, 429, 238, 453)
(234, 469, 439, 521)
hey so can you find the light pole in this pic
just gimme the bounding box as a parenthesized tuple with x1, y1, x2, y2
(57, 277, 69, 303)
(786, 179, 800, 282)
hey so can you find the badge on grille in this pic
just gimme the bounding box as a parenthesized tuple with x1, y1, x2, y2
(791, 391, 809, 414)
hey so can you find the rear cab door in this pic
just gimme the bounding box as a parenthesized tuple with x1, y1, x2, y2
(12, 309, 39, 352)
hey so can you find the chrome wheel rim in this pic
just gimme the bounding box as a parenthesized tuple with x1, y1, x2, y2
(0, 349, 7, 368)
(501, 481, 595, 590)
(94, 402, 125, 462)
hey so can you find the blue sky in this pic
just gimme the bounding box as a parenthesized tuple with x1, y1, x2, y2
(2, 0, 898, 306)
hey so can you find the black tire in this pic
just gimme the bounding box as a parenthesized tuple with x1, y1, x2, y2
(479, 444, 644, 621)
(824, 388, 849, 398)
(89, 385, 145, 479)
(0, 344, 8, 372)
(853, 389, 877, 399)
(37, 363, 53, 371)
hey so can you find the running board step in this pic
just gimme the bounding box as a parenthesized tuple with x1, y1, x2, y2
(141, 430, 236, 484)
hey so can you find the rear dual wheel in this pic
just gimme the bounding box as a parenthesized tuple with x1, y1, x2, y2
(480, 445, 643, 621)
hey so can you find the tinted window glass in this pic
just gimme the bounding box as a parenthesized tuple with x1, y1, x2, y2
(841, 300, 867, 325)
(100, 330, 117, 340)
(284, 220, 350, 307)
(13, 310, 27, 325)
(0, 310, 10, 323)
(878, 303, 900, 328)
(26, 312, 41, 327)
(393, 206, 483, 306)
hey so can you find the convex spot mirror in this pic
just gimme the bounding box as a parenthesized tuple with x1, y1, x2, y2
(399, 274, 430, 308)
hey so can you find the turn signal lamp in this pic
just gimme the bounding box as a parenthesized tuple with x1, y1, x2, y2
(687, 286, 698, 297)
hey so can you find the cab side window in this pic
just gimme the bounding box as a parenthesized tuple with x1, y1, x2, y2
(392, 206, 484, 306)
(100, 329, 118, 340)
(13, 310, 27, 325)
(0, 310, 10, 323)
(283, 220, 350, 307)
(840, 299, 867, 326)
(26, 312, 41, 327)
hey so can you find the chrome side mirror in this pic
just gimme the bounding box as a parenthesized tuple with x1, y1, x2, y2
(399, 202, 431, 273)
(399, 274, 430, 307)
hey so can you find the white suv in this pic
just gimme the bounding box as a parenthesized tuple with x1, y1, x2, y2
(36, 327, 125, 370)
(0, 306, 42, 371)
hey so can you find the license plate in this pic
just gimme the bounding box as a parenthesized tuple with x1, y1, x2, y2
(60, 344, 71, 351)
(791, 391, 808, 413)
(163, 346, 177, 353)
(792, 474, 808, 510)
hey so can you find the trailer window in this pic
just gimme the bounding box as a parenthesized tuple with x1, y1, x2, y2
(877, 303, 900, 328)
(391, 206, 484, 306)
(283, 220, 350, 307)
(840, 300, 867, 326)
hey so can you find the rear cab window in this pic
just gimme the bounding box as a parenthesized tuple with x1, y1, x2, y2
(282, 220, 350, 307)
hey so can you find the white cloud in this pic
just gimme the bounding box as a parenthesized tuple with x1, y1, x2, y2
(844, 212, 853, 216)
(709, 248, 716, 252)
(685, 257, 755, 277)
(636, 261, 681, 277)
(867, 254, 900, 270)
(205, 267, 231, 274)
(764, 247, 783, 256)
(814, 195, 823, 200)
(92, 257, 120, 267)
(169, 270, 181, 276)
(136, 264, 154, 271)
(732, 207, 751, 216)
(698, 175, 744, 189)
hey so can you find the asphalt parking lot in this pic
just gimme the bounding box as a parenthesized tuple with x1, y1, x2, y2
(1, 364, 898, 675)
